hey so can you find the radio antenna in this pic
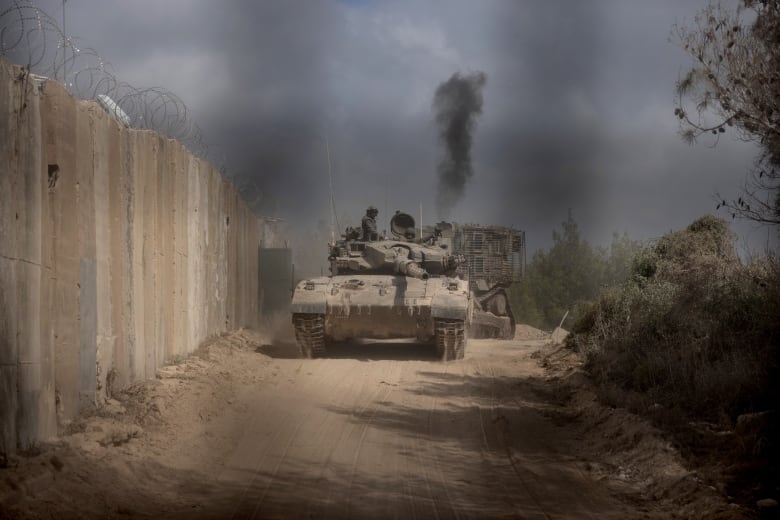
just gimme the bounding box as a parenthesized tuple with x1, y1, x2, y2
(420, 202, 423, 239)
(325, 136, 339, 243)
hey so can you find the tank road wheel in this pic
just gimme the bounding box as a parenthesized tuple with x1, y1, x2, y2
(434, 319, 466, 361)
(292, 313, 326, 359)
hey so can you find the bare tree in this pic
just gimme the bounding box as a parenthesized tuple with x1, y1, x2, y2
(674, 0, 780, 225)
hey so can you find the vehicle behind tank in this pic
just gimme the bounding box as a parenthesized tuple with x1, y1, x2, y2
(424, 221, 525, 339)
(290, 211, 470, 360)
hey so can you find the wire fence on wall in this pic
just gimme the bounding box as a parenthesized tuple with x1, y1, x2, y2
(0, 0, 209, 158)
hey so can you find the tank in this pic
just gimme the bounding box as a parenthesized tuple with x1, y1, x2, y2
(290, 211, 470, 360)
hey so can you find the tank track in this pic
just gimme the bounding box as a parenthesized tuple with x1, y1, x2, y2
(292, 313, 326, 358)
(434, 318, 466, 361)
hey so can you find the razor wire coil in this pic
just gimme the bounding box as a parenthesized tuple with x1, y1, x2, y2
(1, 0, 208, 158)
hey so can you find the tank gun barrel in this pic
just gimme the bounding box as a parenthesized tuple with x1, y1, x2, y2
(395, 259, 429, 280)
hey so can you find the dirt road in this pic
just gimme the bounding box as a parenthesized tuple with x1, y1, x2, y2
(0, 329, 736, 519)
(214, 338, 630, 519)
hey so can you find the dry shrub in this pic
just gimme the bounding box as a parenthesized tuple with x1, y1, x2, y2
(567, 215, 779, 427)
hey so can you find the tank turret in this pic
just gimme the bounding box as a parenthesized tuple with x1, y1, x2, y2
(328, 211, 464, 279)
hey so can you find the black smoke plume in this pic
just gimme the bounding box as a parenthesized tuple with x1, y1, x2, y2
(433, 71, 487, 219)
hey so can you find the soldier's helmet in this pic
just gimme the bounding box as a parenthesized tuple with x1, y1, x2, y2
(367, 206, 378, 216)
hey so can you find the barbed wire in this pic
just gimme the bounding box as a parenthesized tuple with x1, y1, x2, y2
(0, 0, 209, 158)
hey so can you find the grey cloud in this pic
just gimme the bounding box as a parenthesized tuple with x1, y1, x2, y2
(16, 0, 774, 258)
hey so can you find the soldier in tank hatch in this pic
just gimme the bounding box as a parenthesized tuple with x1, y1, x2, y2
(362, 206, 379, 241)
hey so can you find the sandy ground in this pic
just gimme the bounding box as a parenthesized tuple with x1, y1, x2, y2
(0, 327, 748, 519)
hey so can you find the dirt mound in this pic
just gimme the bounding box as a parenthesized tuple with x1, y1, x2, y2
(538, 344, 750, 519)
(0, 329, 273, 518)
(514, 323, 549, 340)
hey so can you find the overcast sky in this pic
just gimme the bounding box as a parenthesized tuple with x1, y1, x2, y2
(17, 0, 778, 258)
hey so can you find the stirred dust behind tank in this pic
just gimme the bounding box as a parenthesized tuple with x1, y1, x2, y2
(290, 211, 471, 361)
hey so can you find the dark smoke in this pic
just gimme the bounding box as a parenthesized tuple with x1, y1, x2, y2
(433, 71, 487, 219)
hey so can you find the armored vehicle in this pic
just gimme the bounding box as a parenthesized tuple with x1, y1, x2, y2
(424, 222, 525, 339)
(290, 211, 470, 360)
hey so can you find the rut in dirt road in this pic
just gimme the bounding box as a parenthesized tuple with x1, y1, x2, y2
(197, 338, 635, 519)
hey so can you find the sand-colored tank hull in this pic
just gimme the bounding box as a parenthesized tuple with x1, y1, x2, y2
(291, 274, 470, 360)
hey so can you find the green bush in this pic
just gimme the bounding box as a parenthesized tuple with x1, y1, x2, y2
(568, 215, 779, 424)
(511, 212, 643, 330)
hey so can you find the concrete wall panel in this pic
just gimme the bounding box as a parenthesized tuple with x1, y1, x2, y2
(130, 131, 146, 383)
(141, 132, 159, 379)
(0, 58, 20, 456)
(186, 158, 200, 352)
(78, 257, 97, 409)
(37, 78, 57, 446)
(0, 258, 16, 367)
(118, 128, 135, 390)
(92, 105, 114, 403)
(43, 79, 81, 431)
(0, 364, 17, 456)
(206, 168, 220, 335)
(0, 258, 18, 455)
(156, 137, 175, 365)
(16, 260, 41, 414)
(226, 189, 238, 330)
(0, 52, 17, 261)
(172, 143, 189, 359)
(76, 102, 97, 411)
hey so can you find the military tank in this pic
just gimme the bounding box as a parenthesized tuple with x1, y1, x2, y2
(290, 211, 470, 360)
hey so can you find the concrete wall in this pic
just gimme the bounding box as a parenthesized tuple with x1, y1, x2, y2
(0, 58, 260, 455)
(259, 217, 289, 249)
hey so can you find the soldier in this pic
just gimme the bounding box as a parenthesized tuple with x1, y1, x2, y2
(362, 206, 379, 241)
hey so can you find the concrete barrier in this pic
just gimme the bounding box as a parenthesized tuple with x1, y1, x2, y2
(0, 58, 260, 455)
